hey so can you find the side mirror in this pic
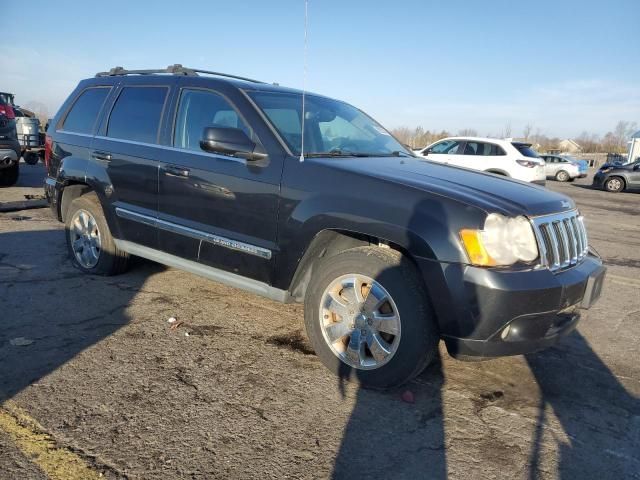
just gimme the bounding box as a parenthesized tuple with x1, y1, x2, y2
(423, 148, 432, 155)
(200, 127, 266, 161)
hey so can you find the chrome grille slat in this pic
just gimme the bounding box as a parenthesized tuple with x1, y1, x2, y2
(530, 210, 588, 272)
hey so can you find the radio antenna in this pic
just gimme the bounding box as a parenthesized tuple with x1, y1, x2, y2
(299, 0, 309, 162)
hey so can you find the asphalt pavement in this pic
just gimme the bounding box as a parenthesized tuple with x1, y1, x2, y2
(0, 163, 638, 479)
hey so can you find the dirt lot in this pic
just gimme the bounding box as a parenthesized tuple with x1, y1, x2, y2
(0, 163, 639, 480)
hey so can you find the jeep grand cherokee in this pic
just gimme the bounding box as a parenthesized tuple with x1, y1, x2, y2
(44, 65, 605, 388)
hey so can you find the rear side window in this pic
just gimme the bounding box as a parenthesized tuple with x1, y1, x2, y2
(513, 143, 539, 158)
(107, 87, 167, 144)
(174, 89, 249, 151)
(63, 87, 110, 134)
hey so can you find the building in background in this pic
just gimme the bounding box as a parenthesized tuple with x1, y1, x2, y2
(558, 139, 582, 154)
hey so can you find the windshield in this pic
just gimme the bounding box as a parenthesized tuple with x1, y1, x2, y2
(248, 91, 409, 157)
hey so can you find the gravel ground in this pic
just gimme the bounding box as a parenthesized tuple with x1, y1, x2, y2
(0, 163, 639, 479)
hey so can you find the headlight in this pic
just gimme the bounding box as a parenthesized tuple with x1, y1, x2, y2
(600, 167, 612, 173)
(460, 213, 539, 266)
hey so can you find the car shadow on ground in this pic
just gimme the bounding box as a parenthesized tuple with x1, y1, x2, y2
(0, 228, 164, 404)
(330, 198, 639, 479)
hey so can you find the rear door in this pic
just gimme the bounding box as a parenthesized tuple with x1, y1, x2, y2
(91, 78, 173, 249)
(156, 81, 283, 283)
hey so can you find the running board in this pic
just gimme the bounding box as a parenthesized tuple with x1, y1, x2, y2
(114, 239, 292, 303)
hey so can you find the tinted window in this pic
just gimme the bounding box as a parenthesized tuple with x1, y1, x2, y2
(513, 143, 539, 158)
(63, 87, 110, 134)
(174, 89, 249, 151)
(107, 87, 167, 143)
(430, 140, 461, 154)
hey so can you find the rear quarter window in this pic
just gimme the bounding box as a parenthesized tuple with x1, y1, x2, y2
(512, 143, 539, 158)
(62, 87, 111, 134)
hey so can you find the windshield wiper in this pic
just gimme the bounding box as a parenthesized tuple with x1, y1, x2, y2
(303, 151, 375, 158)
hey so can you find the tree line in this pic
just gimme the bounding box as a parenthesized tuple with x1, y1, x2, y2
(391, 121, 638, 154)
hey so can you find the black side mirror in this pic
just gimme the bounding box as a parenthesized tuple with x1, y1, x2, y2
(200, 127, 266, 161)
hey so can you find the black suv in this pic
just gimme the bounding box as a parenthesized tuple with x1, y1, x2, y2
(45, 65, 605, 388)
(0, 92, 21, 186)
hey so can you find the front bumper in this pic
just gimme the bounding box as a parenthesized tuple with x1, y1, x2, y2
(417, 254, 605, 359)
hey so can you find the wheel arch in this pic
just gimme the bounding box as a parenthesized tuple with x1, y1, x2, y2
(287, 228, 430, 302)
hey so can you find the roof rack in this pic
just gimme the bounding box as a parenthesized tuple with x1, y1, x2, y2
(95, 64, 265, 83)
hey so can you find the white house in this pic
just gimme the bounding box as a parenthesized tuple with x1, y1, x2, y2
(558, 139, 582, 154)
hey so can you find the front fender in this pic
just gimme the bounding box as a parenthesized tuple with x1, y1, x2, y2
(273, 189, 484, 291)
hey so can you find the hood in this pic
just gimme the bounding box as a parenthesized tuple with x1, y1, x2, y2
(313, 156, 576, 217)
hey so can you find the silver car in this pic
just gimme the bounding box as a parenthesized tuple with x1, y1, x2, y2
(540, 154, 582, 182)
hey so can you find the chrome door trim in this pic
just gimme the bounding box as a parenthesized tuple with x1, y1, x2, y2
(114, 239, 289, 303)
(115, 207, 272, 260)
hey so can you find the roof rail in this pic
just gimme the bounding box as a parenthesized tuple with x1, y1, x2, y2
(95, 64, 265, 83)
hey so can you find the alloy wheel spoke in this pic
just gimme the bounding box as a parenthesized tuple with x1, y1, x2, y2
(73, 238, 84, 252)
(371, 312, 400, 336)
(345, 330, 364, 366)
(366, 331, 392, 363)
(361, 282, 387, 315)
(324, 320, 352, 344)
(325, 291, 350, 319)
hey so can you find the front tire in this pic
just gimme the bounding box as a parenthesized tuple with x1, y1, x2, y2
(555, 170, 570, 182)
(304, 246, 439, 389)
(0, 163, 19, 187)
(604, 176, 624, 193)
(65, 193, 129, 275)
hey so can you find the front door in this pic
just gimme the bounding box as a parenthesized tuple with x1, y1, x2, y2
(157, 86, 282, 284)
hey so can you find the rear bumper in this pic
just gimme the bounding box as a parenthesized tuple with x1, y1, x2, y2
(417, 254, 605, 359)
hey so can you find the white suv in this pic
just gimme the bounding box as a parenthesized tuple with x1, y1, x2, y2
(415, 137, 546, 185)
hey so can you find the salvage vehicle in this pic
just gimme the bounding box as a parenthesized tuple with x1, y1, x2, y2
(14, 106, 43, 165)
(0, 92, 21, 186)
(44, 65, 605, 387)
(592, 158, 640, 192)
(415, 136, 546, 185)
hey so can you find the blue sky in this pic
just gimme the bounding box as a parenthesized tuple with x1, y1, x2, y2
(1, 0, 638, 138)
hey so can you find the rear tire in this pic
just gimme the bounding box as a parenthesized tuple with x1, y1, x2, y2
(604, 176, 625, 193)
(555, 170, 570, 182)
(0, 163, 19, 187)
(23, 152, 39, 165)
(65, 193, 129, 275)
(304, 246, 439, 389)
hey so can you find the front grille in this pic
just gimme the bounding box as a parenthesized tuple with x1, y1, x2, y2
(531, 210, 588, 272)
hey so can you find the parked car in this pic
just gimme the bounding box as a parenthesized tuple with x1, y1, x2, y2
(44, 65, 605, 388)
(0, 92, 21, 186)
(13, 106, 43, 165)
(539, 154, 585, 181)
(592, 158, 640, 192)
(415, 137, 546, 185)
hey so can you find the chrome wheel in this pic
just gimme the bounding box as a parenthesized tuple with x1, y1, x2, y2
(606, 178, 622, 191)
(319, 274, 401, 370)
(557, 171, 569, 182)
(69, 209, 101, 268)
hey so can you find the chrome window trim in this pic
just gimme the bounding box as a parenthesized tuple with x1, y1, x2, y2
(92, 135, 249, 164)
(115, 207, 272, 260)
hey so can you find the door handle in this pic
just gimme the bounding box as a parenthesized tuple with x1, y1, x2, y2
(163, 164, 190, 178)
(92, 151, 112, 162)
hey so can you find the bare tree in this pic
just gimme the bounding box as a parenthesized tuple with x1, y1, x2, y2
(523, 123, 533, 140)
(458, 128, 478, 136)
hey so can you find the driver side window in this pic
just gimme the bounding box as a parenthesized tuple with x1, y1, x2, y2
(174, 89, 250, 151)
